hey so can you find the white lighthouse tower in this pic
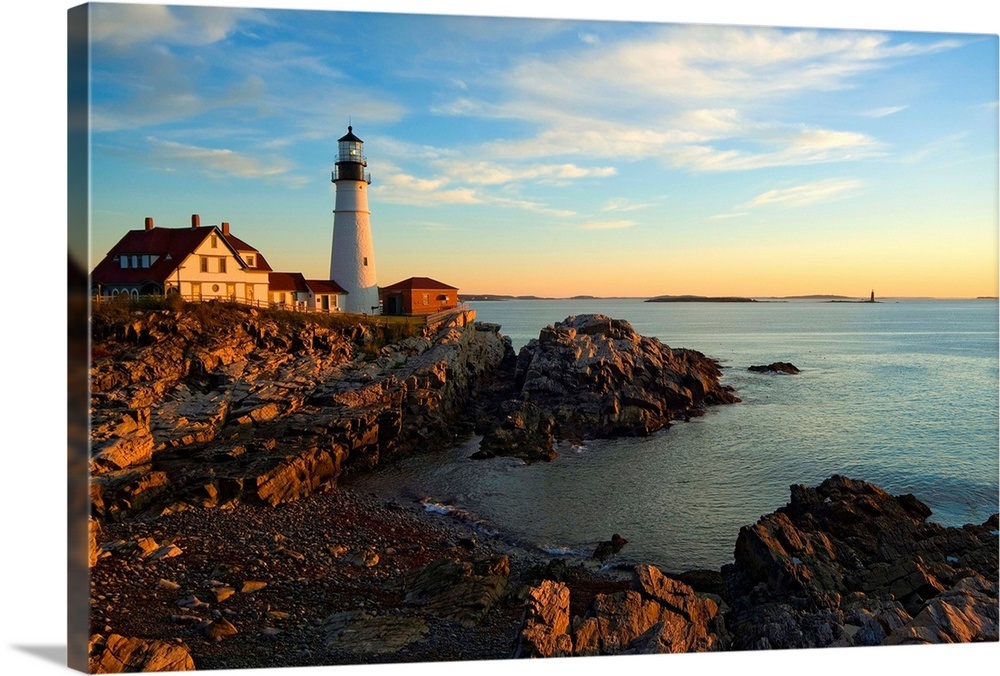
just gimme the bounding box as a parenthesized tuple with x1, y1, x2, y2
(330, 125, 379, 314)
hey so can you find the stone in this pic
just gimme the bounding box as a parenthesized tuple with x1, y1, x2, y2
(88, 633, 195, 672)
(323, 611, 429, 654)
(403, 556, 510, 627)
(210, 586, 235, 603)
(514, 580, 573, 658)
(748, 362, 800, 374)
(201, 618, 239, 639)
(885, 575, 999, 645)
(592, 534, 628, 561)
(347, 549, 380, 568)
(241, 581, 267, 593)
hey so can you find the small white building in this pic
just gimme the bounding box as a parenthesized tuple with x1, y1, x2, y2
(304, 279, 347, 313)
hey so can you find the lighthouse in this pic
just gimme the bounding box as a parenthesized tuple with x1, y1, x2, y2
(330, 126, 379, 314)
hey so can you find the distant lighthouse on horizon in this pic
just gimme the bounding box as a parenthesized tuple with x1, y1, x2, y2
(330, 125, 379, 314)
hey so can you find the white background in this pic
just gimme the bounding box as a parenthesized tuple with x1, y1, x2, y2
(2, 1, 997, 674)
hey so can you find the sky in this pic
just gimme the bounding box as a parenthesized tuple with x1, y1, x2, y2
(84, 1, 999, 298)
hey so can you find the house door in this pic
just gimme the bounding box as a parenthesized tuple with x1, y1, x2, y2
(227, 283, 236, 300)
(191, 283, 202, 301)
(246, 284, 254, 305)
(322, 295, 330, 312)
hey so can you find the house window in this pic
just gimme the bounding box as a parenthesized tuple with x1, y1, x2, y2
(363, 257, 368, 266)
(131, 255, 138, 268)
(120, 256, 129, 269)
(219, 258, 227, 273)
(211, 235, 218, 248)
(141, 255, 150, 268)
(200, 257, 208, 272)
(246, 255, 255, 267)
(422, 293, 429, 305)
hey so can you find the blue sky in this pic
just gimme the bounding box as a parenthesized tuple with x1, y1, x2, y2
(86, 1, 999, 297)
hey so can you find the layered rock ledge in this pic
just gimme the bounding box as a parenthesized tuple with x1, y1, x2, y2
(478, 314, 739, 461)
(722, 475, 998, 649)
(89, 304, 513, 522)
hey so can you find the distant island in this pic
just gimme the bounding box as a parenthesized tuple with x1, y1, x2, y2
(645, 295, 755, 303)
(459, 294, 556, 301)
(460, 294, 646, 302)
(778, 294, 853, 300)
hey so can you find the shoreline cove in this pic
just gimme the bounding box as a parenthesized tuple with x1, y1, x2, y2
(85, 301, 999, 669)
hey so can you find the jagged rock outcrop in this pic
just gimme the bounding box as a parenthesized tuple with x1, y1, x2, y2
(515, 564, 725, 658)
(748, 362, 800, 374)
(515, 580, 573, 657)
(88, 633, 195, 672)
(89, 305, 513, 521)
(723, 475, 999, 649)
(480, 315, 738, 461)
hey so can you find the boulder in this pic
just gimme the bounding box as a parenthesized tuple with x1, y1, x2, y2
(323, 611, 429, 654)
(592, 534, 629, 562)
(724, 475, 999, 649)
(514, 564, 725, 658)
(748, 362, 800, 374)
(88, 634, 195, 672)
(514, 580, 573, 658)
(403, 556, 510, 627)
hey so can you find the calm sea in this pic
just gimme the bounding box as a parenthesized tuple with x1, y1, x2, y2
(351, 299, 999, 572)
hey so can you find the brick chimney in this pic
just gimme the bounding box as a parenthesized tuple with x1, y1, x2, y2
(191, 214, 200, 228)
(222, 221, 230, 235)
(144, 217, 154, 230)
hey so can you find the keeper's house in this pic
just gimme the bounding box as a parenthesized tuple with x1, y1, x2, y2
(91, 215, 271, 303)
(379, 276, 460, 316)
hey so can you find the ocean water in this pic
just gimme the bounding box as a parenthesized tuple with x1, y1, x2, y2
(350, 299, 999, 572)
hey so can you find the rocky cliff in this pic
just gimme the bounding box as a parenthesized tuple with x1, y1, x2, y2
(722, 475, 998, 649)
(516, 476, 998, 657)
(89, 304, 513, 522)
(478, 314, 739, 461)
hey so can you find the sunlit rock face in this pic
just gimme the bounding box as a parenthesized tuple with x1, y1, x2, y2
(89, 305, 513, 520)
(479, 314, 739, 461)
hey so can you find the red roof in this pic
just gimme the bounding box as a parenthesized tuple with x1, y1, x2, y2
(268, 272, 310, 293)
(306, 279, 347, 294)
(223, 233, 273, 271)
(380, 276, 459, 292)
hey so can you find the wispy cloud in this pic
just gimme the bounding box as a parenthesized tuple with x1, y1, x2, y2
(91, 4, 264, 49)
(600, 198, 658, 212)
(146, 137, 295, 181)
(742, 178, 863, 209)
(863, 105, 908, 117)
(453, 161, 616, 186)
(709, 212, 751, 220)
(433, 24, 959, 179)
